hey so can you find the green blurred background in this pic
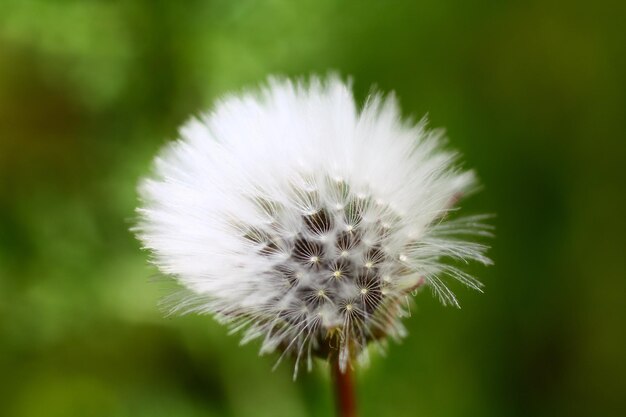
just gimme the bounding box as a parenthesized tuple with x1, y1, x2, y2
(1, 1, 624, 416)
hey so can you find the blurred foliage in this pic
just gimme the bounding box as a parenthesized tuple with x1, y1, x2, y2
(1, 1, 625, 416)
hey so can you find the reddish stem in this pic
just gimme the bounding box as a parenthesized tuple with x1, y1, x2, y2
(331, 360, 358, 417)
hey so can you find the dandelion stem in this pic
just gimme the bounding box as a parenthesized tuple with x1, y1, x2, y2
(331, 359, 358, 417)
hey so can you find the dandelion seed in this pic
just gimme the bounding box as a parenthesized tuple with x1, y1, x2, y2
(135, 75, 492, 383)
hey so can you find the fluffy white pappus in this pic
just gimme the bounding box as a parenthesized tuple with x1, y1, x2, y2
(135, 75, 492, 377)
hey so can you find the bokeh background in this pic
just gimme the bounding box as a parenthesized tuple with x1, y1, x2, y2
(1, 1, 624, 416)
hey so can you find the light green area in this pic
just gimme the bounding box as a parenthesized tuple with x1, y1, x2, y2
(1, 1, 624, 416)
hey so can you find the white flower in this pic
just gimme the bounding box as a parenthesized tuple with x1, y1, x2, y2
(135, 75, 492, 376)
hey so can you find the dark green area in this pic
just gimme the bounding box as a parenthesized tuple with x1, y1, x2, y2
(1, 1, 624, 416)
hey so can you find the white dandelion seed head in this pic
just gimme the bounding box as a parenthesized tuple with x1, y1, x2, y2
(135, 75, 492, 375)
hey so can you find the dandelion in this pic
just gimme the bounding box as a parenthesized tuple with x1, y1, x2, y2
(135, 75, 492, 417)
